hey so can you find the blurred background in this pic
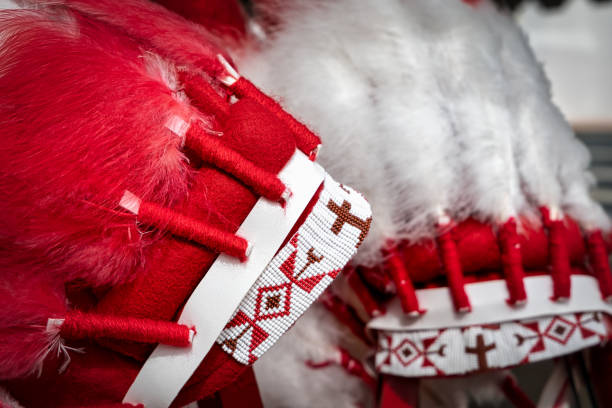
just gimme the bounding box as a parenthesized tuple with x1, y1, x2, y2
(517, 0, 612, 215)
(478, 2, 612, 405)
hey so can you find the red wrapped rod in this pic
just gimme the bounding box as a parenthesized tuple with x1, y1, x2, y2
(51, 311, 194, 347)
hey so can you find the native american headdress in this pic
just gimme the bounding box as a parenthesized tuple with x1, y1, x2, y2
(234, 0, 612, 406)
(0, 1, 372, 407)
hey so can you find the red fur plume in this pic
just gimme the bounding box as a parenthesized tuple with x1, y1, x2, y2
(36, 0, 234, 76)
(0, 10, 202, 286)
(0, 268, 67, 380)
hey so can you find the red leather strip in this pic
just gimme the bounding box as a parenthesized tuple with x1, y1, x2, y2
(499, 219, 527, 305)
(437, 229, 471, 312)
(385, 246, 422, 315)
(587, 230, 612, 301)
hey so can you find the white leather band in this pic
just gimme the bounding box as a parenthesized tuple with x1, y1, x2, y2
(123, 150, 325, 408)
(369, 275, 612, 332)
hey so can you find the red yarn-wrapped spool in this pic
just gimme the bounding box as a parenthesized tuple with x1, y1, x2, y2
(229, 77, 321, 158)
(59, 311, 193, 347)
(437, 229, 471, 312)
(179, 71, 230, 121)
(384, 245, 422, 315)
(499, 219, 527, 305)
(347, 267, 385, 317)
(541, 207, 571, 301)
(587, 230, 612, 301)
(136, 198, 251, 261)
(185, 124, 288, 203)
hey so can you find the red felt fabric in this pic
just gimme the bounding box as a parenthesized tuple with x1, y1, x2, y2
(355, 216, 600, 314)
(498, 219, 527, 305)
(193, 366, 262, 408)
(6, 345, 139, 407)
(379, 376, 419, 408)
(218, 366, 263, 408)
(437, 229, 471, 312)
(230, 78, 322, 157)
(185, 124, 288, 203)
(153, 0, 247, 40)
(385, 246, 422, 314)
(386, 217, 588, 285)
(2, 98, 299, 406)
(587, 230, 612, 300)
(96, 97, 295, 358)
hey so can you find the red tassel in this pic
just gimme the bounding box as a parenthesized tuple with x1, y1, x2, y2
(57, 311, 193, 347)
(121, 191, 251, 261)
(347, 267, 385, 317)
(228, 77, 321, 158)
(437, 229, 471, 312)
(499, 219, 527, 305)
(499, 374, 536, 408)
(179, 71, 230, 121)
(319, 292, 372, 345)
(185, 124, 289, 203)
(587, 229, 612, 302)
(337, 348, 377, 390)
(384, 245, 423, 315)
(306, 348, 376, 391)
(541, 207, 571, 301)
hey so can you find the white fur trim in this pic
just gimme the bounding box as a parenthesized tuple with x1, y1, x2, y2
(238, 0, 609, 268)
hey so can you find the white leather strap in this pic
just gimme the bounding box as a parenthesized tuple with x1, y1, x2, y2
(123, 150, 325, 408)
(369, 275, 612, 332)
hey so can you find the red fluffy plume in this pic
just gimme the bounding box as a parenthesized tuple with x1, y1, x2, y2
(0, 10, 202, 286)
(0, 269, 67, 380)
(37, 0, 233, 76)
(0, 266, 195, 380)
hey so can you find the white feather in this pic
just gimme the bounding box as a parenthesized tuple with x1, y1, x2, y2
(488, 7, 609, 230)
(238, 0, 610, 266)
(253, 303, 374, 408)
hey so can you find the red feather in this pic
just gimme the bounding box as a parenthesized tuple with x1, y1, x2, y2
(0, 10, 202, 286)
(0, 268, 67, 380)
(50, 0, 233, 76)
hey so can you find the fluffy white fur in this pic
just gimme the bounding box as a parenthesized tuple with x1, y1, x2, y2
(254, 294, 506, 408)
(253, 302, 374, 408)
(238, 0, 609, 268)
(239, 1, 608, 406)
(0, 386, 24, 408)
